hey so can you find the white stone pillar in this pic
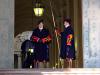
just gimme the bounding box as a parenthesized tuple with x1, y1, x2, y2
(82, 0, 100, 67)
(0, 0, 14, 69)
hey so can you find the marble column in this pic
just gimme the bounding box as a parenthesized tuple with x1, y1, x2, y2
(0, 0, 14, 68)
(82, 0, 100, 67)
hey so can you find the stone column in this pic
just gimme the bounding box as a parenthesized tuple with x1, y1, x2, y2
(82, 0, 100, 67)
(0, 0, 14, 69)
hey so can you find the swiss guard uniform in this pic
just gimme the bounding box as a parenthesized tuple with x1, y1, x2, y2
(60, 26, 76, 60)
(30, 28, 51, 62)
(21, 40, 35, 68)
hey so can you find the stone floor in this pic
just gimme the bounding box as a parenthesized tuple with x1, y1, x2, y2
(0, 68, 100, 75)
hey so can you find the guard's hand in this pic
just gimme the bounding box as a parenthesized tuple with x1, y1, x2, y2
(54, 28, 61, 36)
(38, 39, 42, 43)
(54, 27, 58, 33)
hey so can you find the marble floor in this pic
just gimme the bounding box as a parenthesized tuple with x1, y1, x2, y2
(0, 68, 100, 75)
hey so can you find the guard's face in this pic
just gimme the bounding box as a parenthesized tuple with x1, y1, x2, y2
(39, 22, 44, 30)
(64, 21, 69, 28)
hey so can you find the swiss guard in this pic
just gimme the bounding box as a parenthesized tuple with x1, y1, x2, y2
(56, 18, 76, 68)
(30, 20, 51, 68)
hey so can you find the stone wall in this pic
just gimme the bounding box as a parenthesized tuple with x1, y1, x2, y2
(0, 0, 14, 68)
(82, 0, 100, 67)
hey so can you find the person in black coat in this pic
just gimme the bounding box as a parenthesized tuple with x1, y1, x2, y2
(55, 18, 76, 68)
(30, 20, 51, 68)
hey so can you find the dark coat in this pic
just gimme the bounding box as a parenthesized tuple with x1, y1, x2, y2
(30, 28, 51, 62)
(60, 26, 76, 60)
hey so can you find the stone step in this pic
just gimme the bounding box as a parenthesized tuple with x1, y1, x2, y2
(0, 68, 100, 75)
